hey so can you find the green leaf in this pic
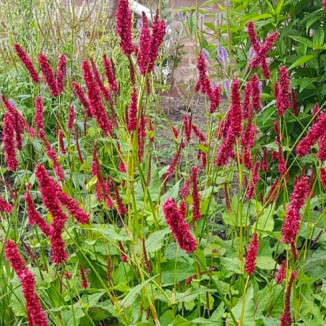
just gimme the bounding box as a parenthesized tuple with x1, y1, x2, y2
(220, 257, 243, 274)
(120, 275, 157, 309)
(145, 228, 170, 253)
(252, 208, 274, 233)
(256, 256, 275, 270)
(289, 55, 315, 70)
(231, 287, 255, 325)
(289, 36, 314, 48)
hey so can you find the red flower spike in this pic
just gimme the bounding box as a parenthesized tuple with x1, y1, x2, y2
(79, 264, 89, 289)
(247, 21, 278, 79)
(276, 66, 290, 117)
(195, 52, 211, 95)
(82, 60, 113, 137)
(245, 233, 259, 275)
(72, 81, 92, 117)
(320, 168, 326, 191)
(209, 86, 221, 113)
(291, 89, 299, 116)
(191, 166, 201, 222)
(242, 82, 252, 119)
(192, 124, 207, 143)
(35, 97, 44, 129)
(281, 175, 310, 244)
(67, 106, 75, 131)
(229, 79, 242, 137)
(163, 198, 197, 254)
(318, 132, 326, 162)
(58, 130, 66, 154)
(4, 240, 48, 326)
(13, 44, 40, 83)
(275, 260, 287, 284)
(148, 11, 166, 73)
(103, 55, 119, 93)
(24, 184, 51, 236)
(90, 57, 112, 103)
(296, 113, 326, 157)
(183, 115, 192, 142)
(215, 133, 236, 166)
(138, 12, 151, 75)
(56, 188, 90, 225)
(38, 53, 59, 97)
(0, 195, 13, 214)
(127, 88, 138, 132)
(280, 271, 297, 326)
(113, 182, 128, 215)
(172, 126, 180, 139)
(56, 54, 66, 94)
(262, 148, 268, 173)
(3, 113, 18, 171)
(116, 0, 134, 57)
(35, 164, 68, 264)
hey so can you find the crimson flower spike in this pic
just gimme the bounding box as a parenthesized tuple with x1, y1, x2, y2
(56, 54, 66, 94)
(116, 0, 134, 57)
(191, 166, 201, 222)
(13, 44, 40, 83)
(4, 240, 48, 326)
(276, 66, 290, 117)
(138, 12, 151, 75)
(81, 60, 113, 136)
(245, 233, 259, 275)
(281, 175, 311, 246)
(195, 51, 211, 95)
(148, 10, 166, 73)
(279, 271, 297, 326)
(103, 55, 119, 93)
(247, 21, 278, 79)
(163, 198, 197, 254)
(38, 53, 59, 97)
(0, 195, 13, 214)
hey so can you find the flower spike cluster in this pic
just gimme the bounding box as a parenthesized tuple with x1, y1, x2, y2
(163, 198, 197, 254)
(280, 271, 297, 326)
(103, 55, 119, 93)
(82, 60, 113, 136)
(247, 21, 278, 79)
(2, 96, 36, 170)
(281, 175, 311, 245)
(13, 44, 40, 83)
(38, 54, 59, 97)
(116, 0, 134, 57)
(56, 54, 66, 94)
(276, 66, 290, 116)
(296, 113, 326, 157)
(0, 195, 13, 213)
(35, 164, 89, 264)
(245, 233, 259, 275)
(4, 240, 48, 326)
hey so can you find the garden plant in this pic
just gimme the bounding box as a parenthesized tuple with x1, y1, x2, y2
(1, 0, 326, 325)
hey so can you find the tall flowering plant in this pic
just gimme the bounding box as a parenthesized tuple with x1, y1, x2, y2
(0, 1, 325, 325)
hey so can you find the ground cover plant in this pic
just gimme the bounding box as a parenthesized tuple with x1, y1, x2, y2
(1, 0, 326, 325)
